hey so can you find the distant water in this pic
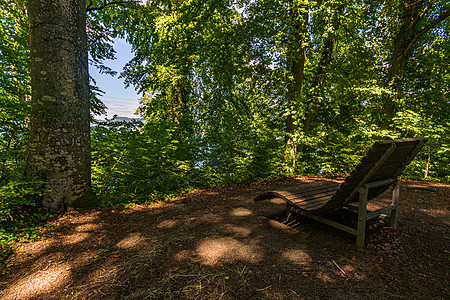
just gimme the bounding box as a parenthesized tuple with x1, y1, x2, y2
(91, 116, 145, 126)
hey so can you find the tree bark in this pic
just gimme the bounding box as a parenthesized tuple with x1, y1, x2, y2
(27, 0, 95, 211)
(285, 4, 308, 171)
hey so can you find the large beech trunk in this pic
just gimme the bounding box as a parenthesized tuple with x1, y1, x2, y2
(26, 0, 95, 211)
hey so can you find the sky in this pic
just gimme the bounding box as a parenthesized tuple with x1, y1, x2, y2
(90, 39, 141, 119)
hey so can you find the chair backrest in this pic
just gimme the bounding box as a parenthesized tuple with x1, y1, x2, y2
(318, 138, 428, 212)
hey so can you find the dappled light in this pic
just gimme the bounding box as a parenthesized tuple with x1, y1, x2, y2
(62, 232, 90, 245)
(268, 219, 297, 232)
(280, 249, 312, 265)
(69, 213, 100, 224)
(230, 207, 253, 217)
(71, 251, 97, 267)
(3, 263, 71, 299)
(196, 237, 264, 266)
(74, 223, 102, 232)
(115, 232, 143, 249)
(157, 219, 178, 229)
(1, 0, 448, 298)
(222, 224, 252, 237)
(419, 208, 449, 220)
(0, 179, 448, 299)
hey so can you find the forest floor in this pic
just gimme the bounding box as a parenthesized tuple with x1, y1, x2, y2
(0, 177, 448, 299)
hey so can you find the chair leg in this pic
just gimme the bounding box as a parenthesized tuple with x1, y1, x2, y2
(356, 187, 368, 248)
(390, 180, 400, 229)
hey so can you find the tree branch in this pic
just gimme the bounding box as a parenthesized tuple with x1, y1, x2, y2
(341, 23, 356, 40)
(86, 0, 138, 12)
(418, 1, 437, 20)
(417, 9, 450, 39)
(404, 8, 450, 56)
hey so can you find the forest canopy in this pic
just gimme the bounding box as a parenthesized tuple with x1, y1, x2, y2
(88, 0, 449, 198)
(0, 0, 449, 256)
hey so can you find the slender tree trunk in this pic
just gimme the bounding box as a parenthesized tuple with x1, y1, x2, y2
(301, 4, 344, 137)
(285, 48, 306, 140)
(285, 4, 308, 171)
(26, 0, 95, 211)
(424, 147, 431, 179)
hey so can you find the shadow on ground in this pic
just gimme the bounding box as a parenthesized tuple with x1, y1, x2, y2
(0, 178, 448, 299)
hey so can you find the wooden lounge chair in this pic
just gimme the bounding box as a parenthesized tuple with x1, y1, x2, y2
(254, 138, 428, 247)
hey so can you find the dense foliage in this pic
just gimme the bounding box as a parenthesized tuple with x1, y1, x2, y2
(0, 0, 449, 263)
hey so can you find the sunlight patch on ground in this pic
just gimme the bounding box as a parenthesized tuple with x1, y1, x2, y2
(268, 219, 295, 231)
(406, 182, 445, 189)
(222, 224, 252, 237)
(419, 208, 450, 221)
(230, 207, 253, 217)
(63, 232, 90, 245)
(74, 223, 102, 232)
(116, 232, 143, 249)
(157, 219, 178, 229)
(196, 237, 263, 265)
(280, 249, 312, 265)
(69, 212, 100, 224)
(2, 263, 71, 299)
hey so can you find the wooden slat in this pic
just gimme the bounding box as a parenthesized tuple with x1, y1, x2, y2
(375, 138, 428, 145)
(383, 147, 419, 164)
(287, 190, 337, 202)
(296, 198, 331, 210)
(364, 178, 396, 189)
(390, 139, 427, 179)
(255, 181, 339, 202)
(288, 204, 357, 235)
(290, 194, 334, 208)
(340, 143, 397, 204)
(366, 205, 396, 220)
(288, 185, 340, 197)
(254, 181, 338, 211)
(284, 181, 339, 193)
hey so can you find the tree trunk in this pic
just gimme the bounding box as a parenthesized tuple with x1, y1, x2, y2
(381, 0, 420, 126)
(26, 0, 95, 211)
(301, 4, 344, 137)
(381, 1, 450, 128)
(424, 147, 430, 179)
(285, 4, 308, 171)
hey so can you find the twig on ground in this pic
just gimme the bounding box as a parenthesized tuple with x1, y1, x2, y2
(256, 285, 272, 291)
(332, 260, 347, 277)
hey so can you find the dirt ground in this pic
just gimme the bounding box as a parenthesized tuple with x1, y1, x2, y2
(0, 177, 449, 299)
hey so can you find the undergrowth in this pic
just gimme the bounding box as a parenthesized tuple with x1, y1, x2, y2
(0, 206, 54, 268)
